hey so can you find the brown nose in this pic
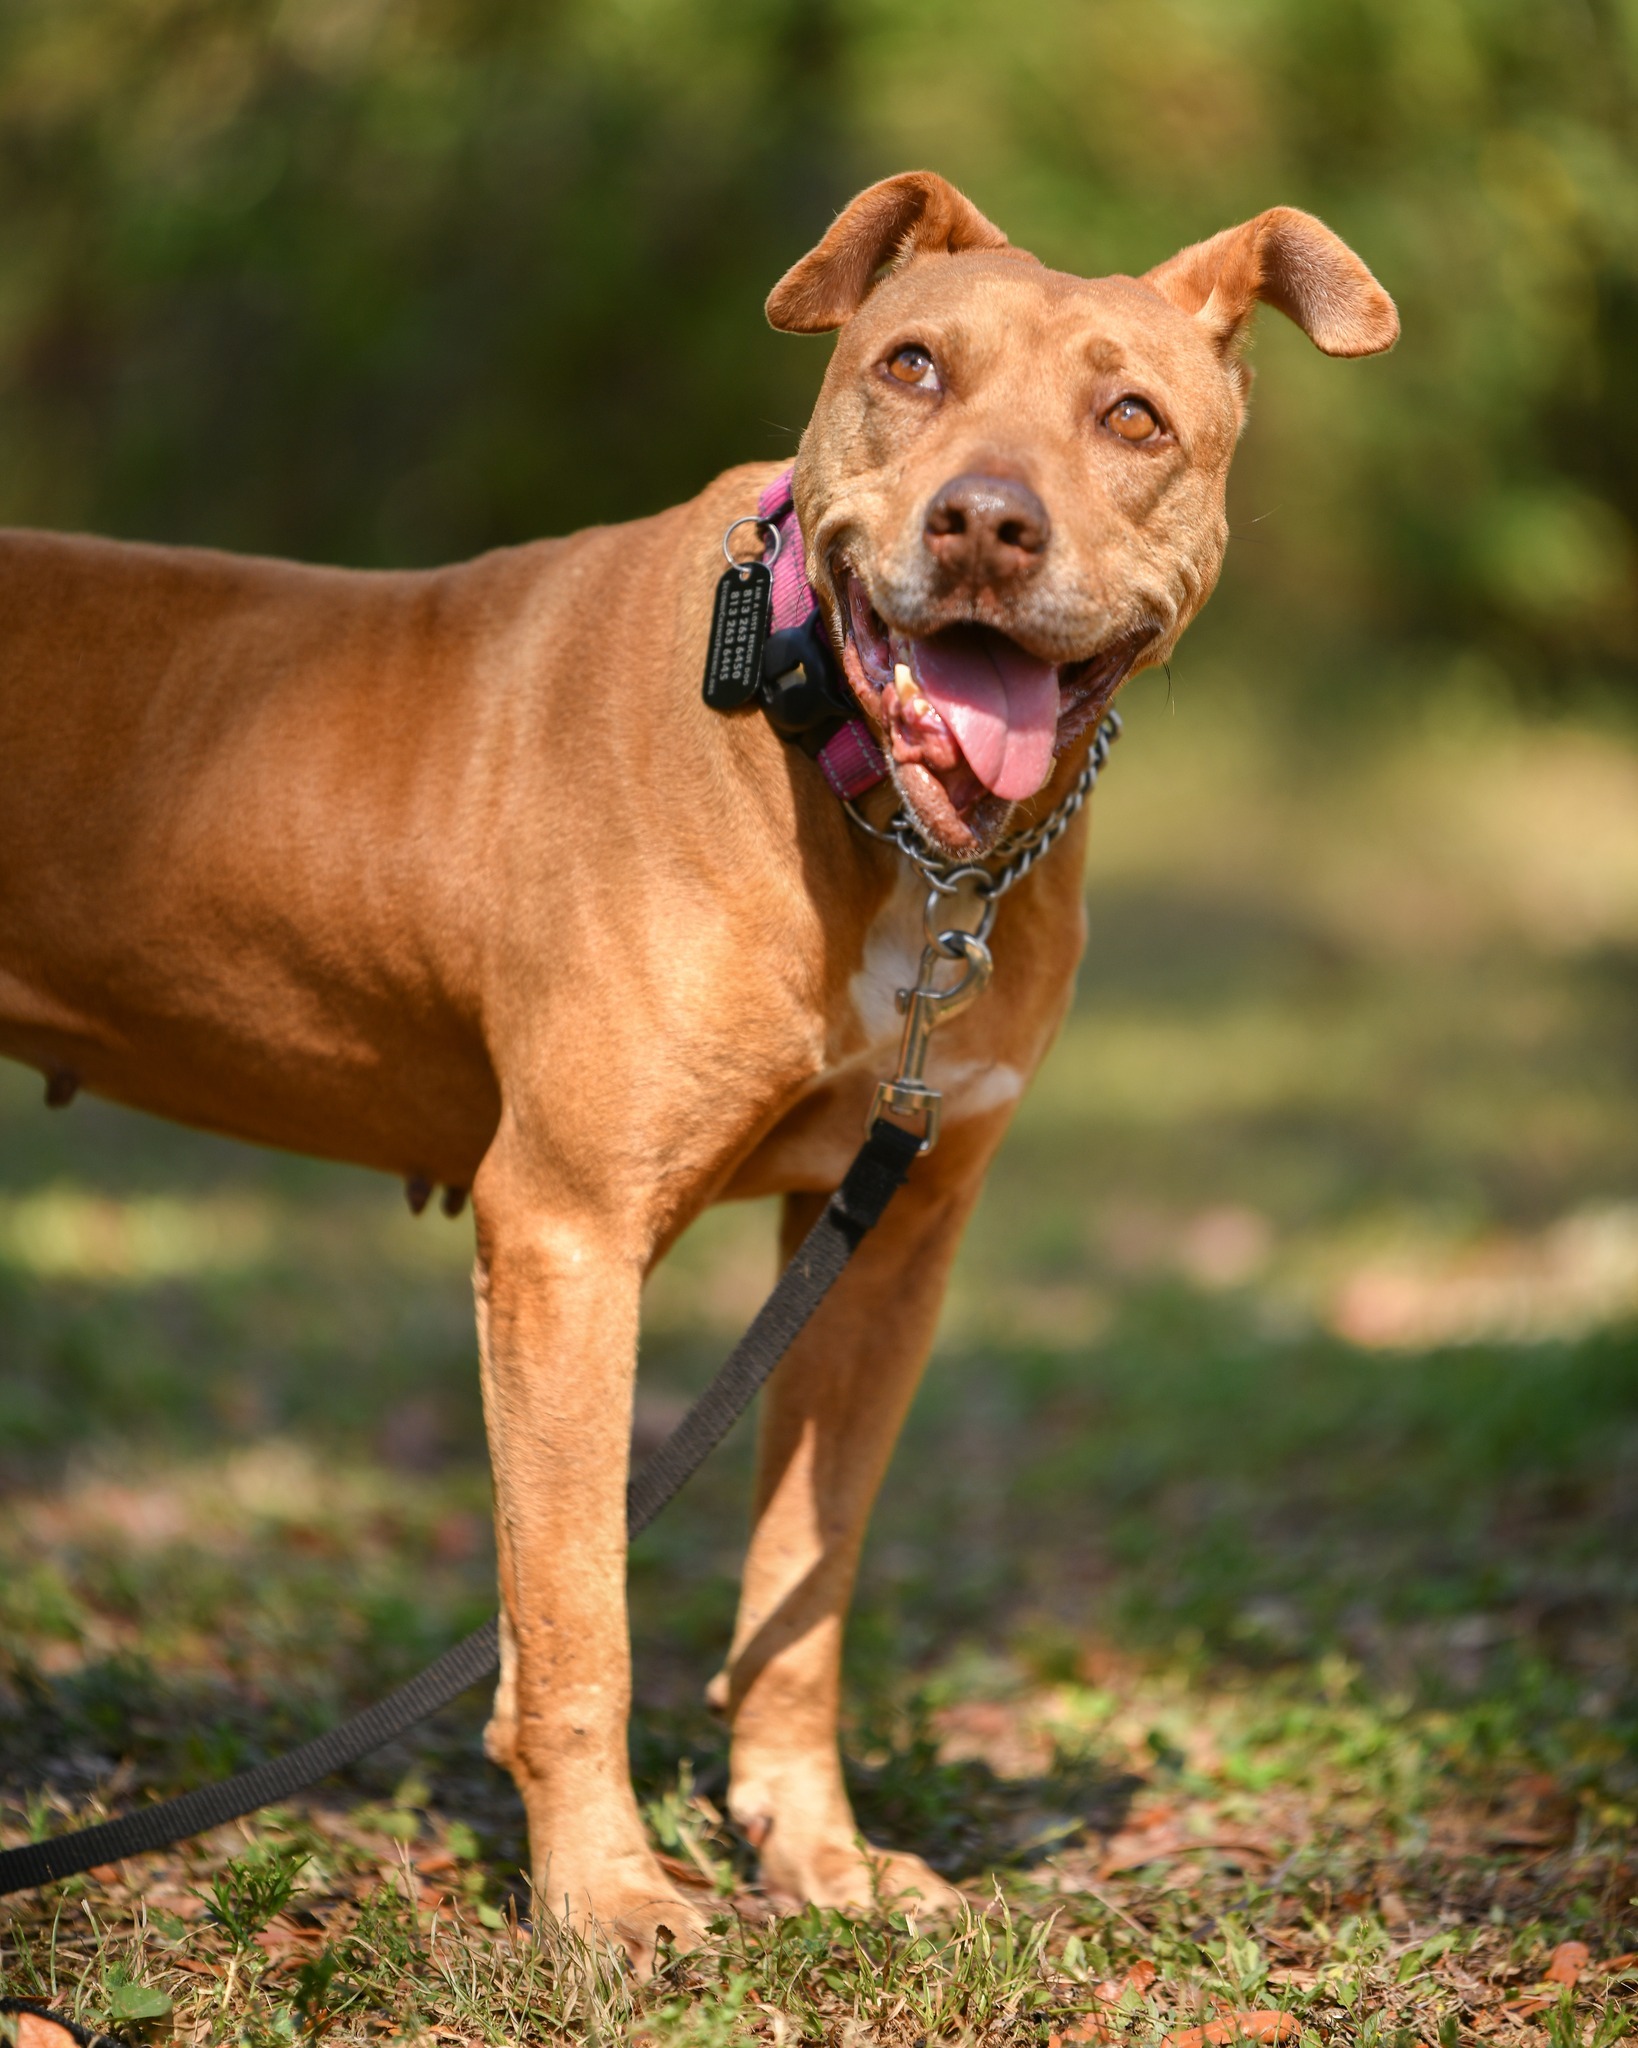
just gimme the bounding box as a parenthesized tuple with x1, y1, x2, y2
(923, 472, 1051, 584)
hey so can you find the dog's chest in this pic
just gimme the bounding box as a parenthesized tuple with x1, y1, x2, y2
(843, 869, 1024, 1120)
(728, 863, 1074, 1199)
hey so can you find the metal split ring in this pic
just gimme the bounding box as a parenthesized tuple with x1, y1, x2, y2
(923, 869, 996, 949)
(923, 928, 993, 996)
(721, 514, 783, 571)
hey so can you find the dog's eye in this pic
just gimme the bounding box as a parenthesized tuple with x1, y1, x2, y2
(1104, 397, 1162, 442)
(885, 345, 940, 390)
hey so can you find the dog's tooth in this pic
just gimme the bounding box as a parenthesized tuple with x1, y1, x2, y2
(893, 662, 916, 705)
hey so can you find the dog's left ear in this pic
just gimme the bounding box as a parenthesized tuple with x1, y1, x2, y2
(1142, 206, 1398, 358)
(766, 171, 1019, 334)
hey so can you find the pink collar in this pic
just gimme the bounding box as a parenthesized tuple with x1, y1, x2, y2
(757, 469, 888, 800)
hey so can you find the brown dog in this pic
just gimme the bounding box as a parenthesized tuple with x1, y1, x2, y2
(0, 173, 1395, 1961)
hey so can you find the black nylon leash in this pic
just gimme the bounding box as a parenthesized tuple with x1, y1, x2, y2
(0, 1121, 922, 1898)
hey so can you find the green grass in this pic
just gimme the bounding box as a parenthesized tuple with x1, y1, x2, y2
(2, 673, 1636, 2042)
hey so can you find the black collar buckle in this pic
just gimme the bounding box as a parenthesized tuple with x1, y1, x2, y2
(758, 611, 855, 755)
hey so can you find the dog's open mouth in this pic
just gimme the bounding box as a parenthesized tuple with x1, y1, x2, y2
(837, 569, 1151, 852)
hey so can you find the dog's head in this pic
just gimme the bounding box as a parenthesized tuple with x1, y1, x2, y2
(769, 172, 1398, 855)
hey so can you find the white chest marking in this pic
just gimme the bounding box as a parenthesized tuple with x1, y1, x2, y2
(845, 870, 1022, 1124)
(933, 1056, 1025, 1117)
(849, 869, 926, 1049)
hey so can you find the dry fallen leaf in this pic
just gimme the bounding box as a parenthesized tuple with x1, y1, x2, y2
(1102, 1828, 1276, 1877)
(1049, 1966, 1161, 2045)
(1048, 2021, 1112, 2046)
(1546, 1940, 1591, 1986)
(9, 2013, 89, 2048)
(1163, 2013, 1298, 2048)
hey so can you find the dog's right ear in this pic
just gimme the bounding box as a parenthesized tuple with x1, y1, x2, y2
(766, 172, 1016, 334)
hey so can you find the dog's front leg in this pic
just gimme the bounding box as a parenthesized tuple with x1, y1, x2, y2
(719, 1117, 1005, 1915)
(472, 1142, 707, 1966)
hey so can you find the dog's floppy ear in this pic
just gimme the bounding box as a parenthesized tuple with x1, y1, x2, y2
(766, 172, 1017, 334)
(1142, 206, 1398, 359)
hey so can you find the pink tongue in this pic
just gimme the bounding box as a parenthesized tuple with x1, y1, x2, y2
(911, 629, 1061, 801)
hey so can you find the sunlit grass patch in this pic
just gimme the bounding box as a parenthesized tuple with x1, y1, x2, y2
(1329, 1201, 1638, 1348)
(1092, 673, 1638, 963)
(0, 1187, 272, 1283)
(3, 1672, 1633, 2046)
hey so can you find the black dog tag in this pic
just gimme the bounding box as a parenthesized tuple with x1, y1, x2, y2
(702, 561, 772, 711)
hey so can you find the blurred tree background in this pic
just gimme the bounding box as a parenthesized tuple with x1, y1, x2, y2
(0, 0, 1634, 709)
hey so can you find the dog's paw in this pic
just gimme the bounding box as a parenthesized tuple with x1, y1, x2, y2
(535, 1870, 713, 1976)
(606, 1890, 714, 1974)
(761, 1837, 966, 1920)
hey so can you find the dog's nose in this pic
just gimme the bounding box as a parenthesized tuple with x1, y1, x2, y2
(923, 473, 1051, 584)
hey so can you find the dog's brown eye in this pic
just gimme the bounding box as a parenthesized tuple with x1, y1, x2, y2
(1105, 397, 1161, 442)
(885, 344, 939, 390)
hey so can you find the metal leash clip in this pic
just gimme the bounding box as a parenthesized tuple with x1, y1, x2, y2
(858, 710, 1123, 1152)
(869, 923, 993, 1153)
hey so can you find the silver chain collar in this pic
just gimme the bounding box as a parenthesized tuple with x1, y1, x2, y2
(843, 709, 1121, 919)
(846, 711, 1122, 1153)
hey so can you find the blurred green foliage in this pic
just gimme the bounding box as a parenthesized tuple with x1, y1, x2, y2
(0, 0, 1634, 697)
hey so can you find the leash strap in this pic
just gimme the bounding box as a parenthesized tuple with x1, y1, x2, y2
(626, 1119, 918, 1528)
(0, 1122, 923, 1898)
